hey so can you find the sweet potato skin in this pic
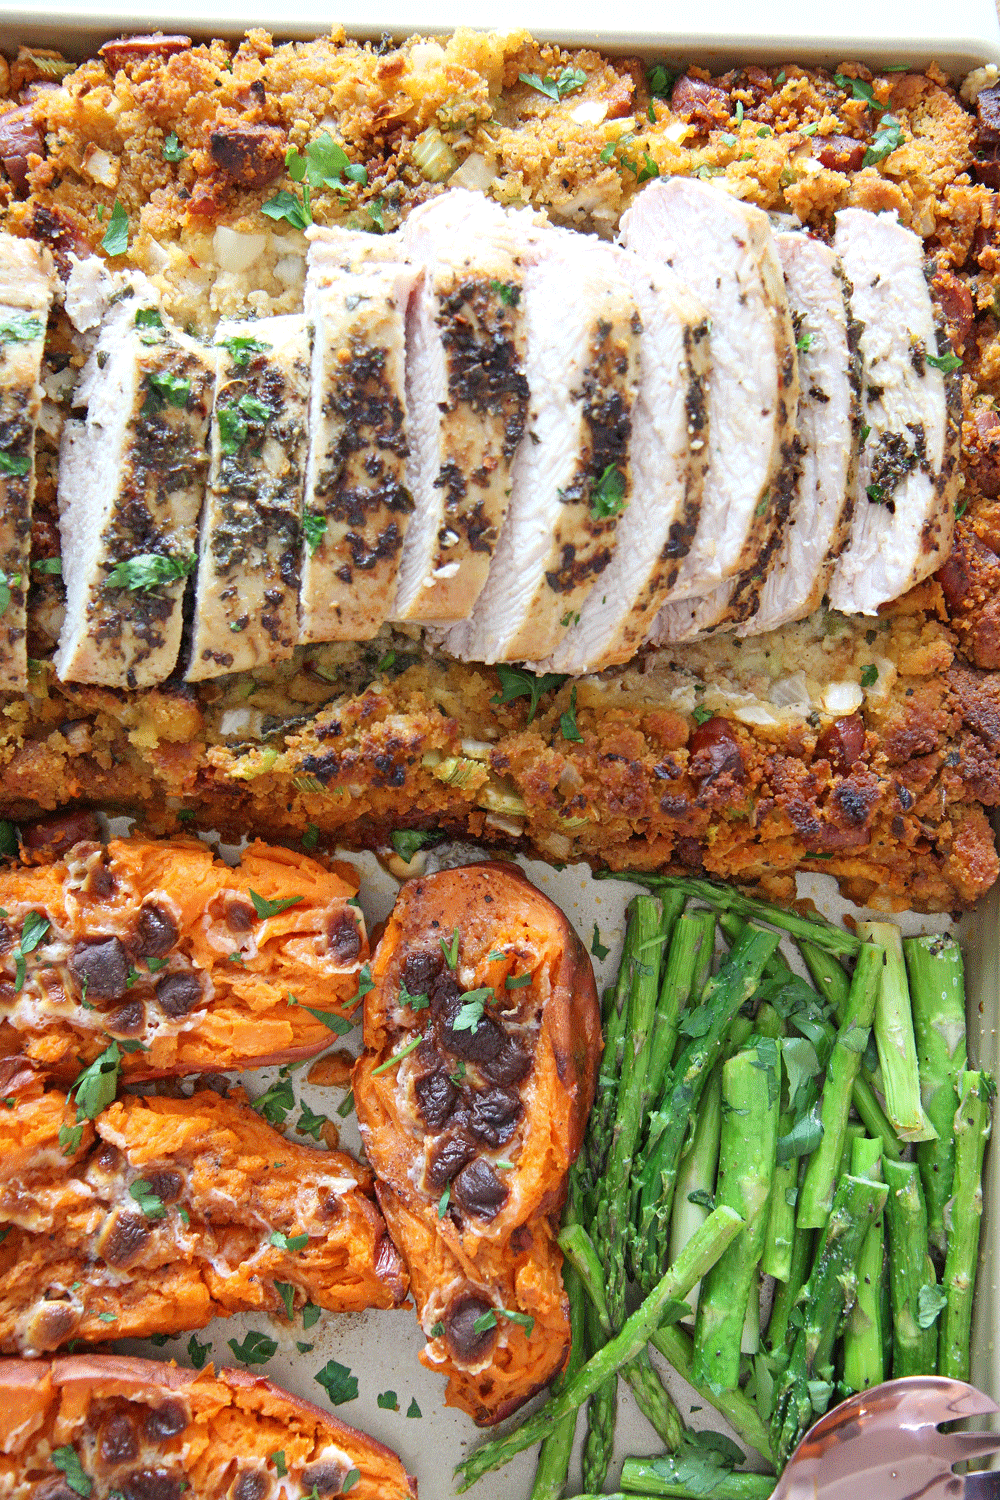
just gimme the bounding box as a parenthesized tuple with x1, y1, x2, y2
(0, 1354, 417, 1499)
(0, 1081, 408, 1353)
(354, 863, 601, 1423)
(0, 835, 368, 1081)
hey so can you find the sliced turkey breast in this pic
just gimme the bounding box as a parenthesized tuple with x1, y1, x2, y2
(55, 289, 214, 689)
(739, 232, 861, 635)
(620, 177, 798, 607)
(445, 229, 641, 665)
(187, 314, 310, 681)
(0, 234, 54, 693)
(542, 249, 710, 673)
(391, 190, 530, 625)
(299, 227, 418, 643)
(829, 208, 960, 615)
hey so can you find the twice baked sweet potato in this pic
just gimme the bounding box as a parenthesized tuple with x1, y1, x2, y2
(0, 1067, 407, 1353)
(0, 834, 368, 1080)
(0, 1354, 416, 1499)
(354, 862, 601, 1424)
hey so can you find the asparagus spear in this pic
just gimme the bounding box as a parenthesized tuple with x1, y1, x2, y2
(797, 944, 882, 1228)
(668, 1065, 722, 1315)
(770, 1174, 888, 1467)
(532, 1181, 588, 1500)
(560, 1221, 774, 1464)
(842, 1136, 885, 1392)
(601, 873, 860, 957)
(559, 1223, 685, 1451)
(858, 921, 936, 1143)
(693, 1039, 779, 1390)
(635, 926, 781, 1290)
(882, 1156, 938, 1378)
(645, 910, 716, 1113)
(587, 964, 633, 1192)
(903, 933, 968, 1257)
(454, 1206, 744, 1491)
(583, 1296, 617, 1492)
(766, 1213, 813, 1354)
(619, 1458, 775, 1499)
(939, 1070, 994, 1381)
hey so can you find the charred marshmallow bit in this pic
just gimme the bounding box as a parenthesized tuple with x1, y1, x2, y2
(187, 314, 311, 681)
(299, 226, 419, 643)
(621, 177, 798, 638)
(740, 232, 860, 636)
(445, 226, 640, 664)
(829, 208, 960, 614)
(392, 190, 531, 626)
(54, 280, 214, 689)
(543, 247, 711, 673)
(0, 232, 56, 693)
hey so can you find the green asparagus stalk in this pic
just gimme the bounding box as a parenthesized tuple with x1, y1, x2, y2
(882, 1156, 938, 1378)
(762, 1124, 796, 1282)
(659, 888, 688, 946)
(650, 1323, 775, 1464)
(849, 1074, 903, 1162)
(740, 1264, 761, 1355)
(531, 1248, 587, 1500)
(636, 925, 781, 1290)
(668, 1065, 722, 1314)
(583, 1296, 617, 1492)
(586, 966, 633, 1193)
(558, 1223, 685, 1451)
(454, 1206, 744, 1491)
(766, 1214, 813, 1355)
(903, 933, 968, 1257)
(600, 873, 861, 957)
(770, 1174, 888, 1467)
(619, 1457, 775, 1499)
(842, 1136, 885, 1392)
(858, 921, 936, 1143)
(693, 1039, 779, 1390)
(939, 1070, 994, 1381)
(797, 944, 882, 1228)
(645, 911, 716, 1112)
(597, 895, 667, 1325)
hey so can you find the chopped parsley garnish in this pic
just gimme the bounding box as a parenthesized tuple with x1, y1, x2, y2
(33, 556, 62, 574)
(518, 67, 586, 102)
(228, 1330, 278, 1366)
(860, 664, 879, 688)
(491, 663, 569, 723)
(376, 649, 395, 671)
(249, 890, 303, 919)
(372, 1034, 424, 1074)
(796, 331, 815, 352)
(129, 1180, 167, 1220)
(692, 703, 714, 724)
(0, 313, 43, 343)
(559, 684, 583, 743)
(51, 1447, 92, 1496)
(451, 987, 493, 1033)
(218, 393, 272, 453)
(216, 334, 272, 367)
(337, 1089, 355, 1117)
(301, 823, 320, 850)
(303, 1302, 322, 1329)
(863, 113, 904, 168)
(303, 511, 327, 554)
(262, 189, 311, 231)
(440, 926, 460, 969)
(295, 1102, 330, 1141)
(834, 73, 886, 111)
(269, 1452, 288, 1478)
(0, 568, 18, 617)
(505, 972, 532, 989)
(377, 1389, 399, 1410)
(70, 1041, 122, 1122)
(275, 1279, 296, 1318)
(263, 133, 368, 229)
(315, 1357, 359, 1405)
(589, 462, 626, 519)
(391, 828, 445, 863)
(449, 1060, 467, 1085)
(11, 909, 50, 991)
(406, 1397, 422, 1418)
(100, 200, 129, 257)
(351, 963, 374, 1004)
(104, 552, 195, 591)
(269, 1229, 310, 1252)
(500, 1307, 536, 1336)
(297, 1340, 314, 1354)
(59, 1123, 84, 1156)
(647, 62, 676, 98)
(926, 349, 963, 374)
(473, 1309, 497, 1333)
(98, 1311, 117, 1322)
(438, 1186, 451, 1218)
(162, 131, 188, 162)
(430, 1321, 445, 1337)
(343, 1471, 361, 1494)
(489, 279, 521, 306)
(287, 992, 357, 1034)
(0, 451, 30, 477)
(253, 1076, 295, 1125)
(560, 609, 580, 628)
(591, 923, 610, 961)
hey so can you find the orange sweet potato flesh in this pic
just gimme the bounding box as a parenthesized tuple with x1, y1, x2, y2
(0, 835, 368, 1081)
(0, 1071, 407, 1353)
(0, 1354, 416, 1499)
(354, 862, 601, 1425)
